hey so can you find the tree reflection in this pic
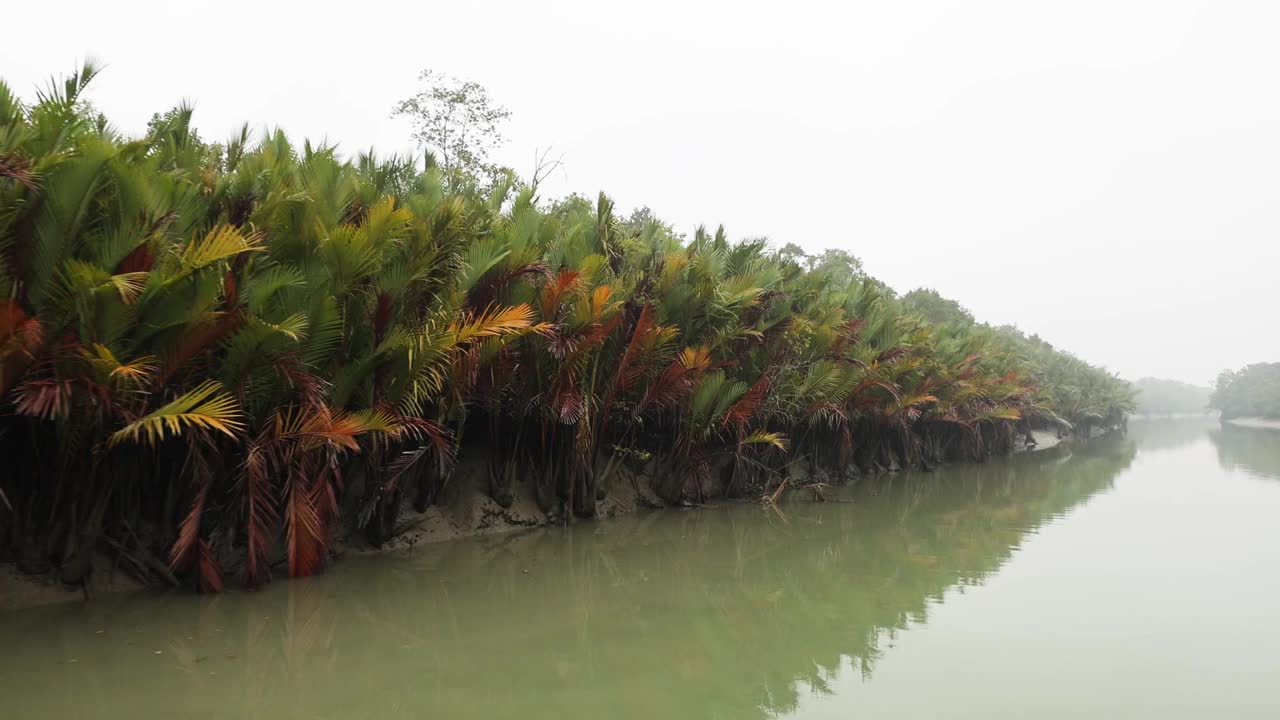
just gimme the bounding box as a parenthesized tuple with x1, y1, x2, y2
(2, 438, 1138, 719)
(1209, 424, 1280, 480)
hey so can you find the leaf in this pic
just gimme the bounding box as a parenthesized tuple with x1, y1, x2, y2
(110, 380, 244, 446)
(107, 271, 149, 302)
(179, 225, 262, 271)
(739, 430, 790, 452)
(169, 480, 208, 573)
(986, 405, 1022, 421)
(240, 442, 279, 587)
(285, 467, 326, 578)
(14, 378, 73, 420)
(722, 373, 770, 429)
(449, 303, 537, 344)
(539, 268, 581, 320)
(196, 539, 224, 594)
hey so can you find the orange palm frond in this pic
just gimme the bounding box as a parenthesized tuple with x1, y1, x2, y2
(679, 345, 713, 371)
(450, 303, 540, 344)
(539, 268, 582, 320)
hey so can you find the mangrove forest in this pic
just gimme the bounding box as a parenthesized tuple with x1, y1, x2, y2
(0, 64, 1134, 593)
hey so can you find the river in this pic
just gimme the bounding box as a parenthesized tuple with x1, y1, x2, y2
(2, 419, 1277, 718)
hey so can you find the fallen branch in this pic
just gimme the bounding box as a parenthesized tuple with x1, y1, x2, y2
(763, 478, 789, 505)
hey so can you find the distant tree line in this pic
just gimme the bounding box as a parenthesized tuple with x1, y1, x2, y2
(1132, 377, 1211, 416)
(1211, 363, 1280, 420)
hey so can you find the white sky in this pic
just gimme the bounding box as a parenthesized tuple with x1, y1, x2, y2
(5, 0, 1278, 385)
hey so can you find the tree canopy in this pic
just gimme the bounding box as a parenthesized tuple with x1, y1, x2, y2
(1211, 363, 1280, 419)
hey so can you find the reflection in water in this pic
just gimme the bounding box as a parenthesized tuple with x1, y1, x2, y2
(1210, 423, 1280, 480)
(0, 438, 1139, 719)
(1127, 416, 1218, 452)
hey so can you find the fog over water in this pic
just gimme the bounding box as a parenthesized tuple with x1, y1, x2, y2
(4, 0, 1276, 383)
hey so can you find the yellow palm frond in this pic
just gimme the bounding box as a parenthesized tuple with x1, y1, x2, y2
(108, 272, 149, 302)
(679, 345, 713, 371)
(450, 303, 537, 344)
(110, 380, 243, 446)
(739, 430, 790, 452)
(180, 225, 262, 270)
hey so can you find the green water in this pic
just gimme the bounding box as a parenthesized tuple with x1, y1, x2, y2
(2, 420, 1278, 718)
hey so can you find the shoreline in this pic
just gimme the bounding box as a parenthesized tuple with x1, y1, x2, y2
(1222, 416, 1280, 430)
(1, 433, 1082, 612)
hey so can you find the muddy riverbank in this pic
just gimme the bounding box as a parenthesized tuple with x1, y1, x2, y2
(2, 431, 1077, 611)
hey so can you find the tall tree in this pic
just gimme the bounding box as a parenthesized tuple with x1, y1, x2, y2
(391, 69, 511, 182)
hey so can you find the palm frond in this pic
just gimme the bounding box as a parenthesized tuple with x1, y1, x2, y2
(110, 380, 244, 446)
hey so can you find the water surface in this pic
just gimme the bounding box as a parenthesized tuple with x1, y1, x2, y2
(2, 419, 1278, 718)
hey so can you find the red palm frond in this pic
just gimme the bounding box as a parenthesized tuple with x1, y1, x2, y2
(115, 242, 156, 274)
(14, 377, 72, 419)
(223, 269, 239, 308)
(272, 355, 329, 406)
(0, 153, 39, 190)
(605, 304, 657, 405)
(545, 328, 578, 360)
(875, 346, 909, 365)
(451, 343, 484, 393)
(555, 390, 585, 424)
(722, 373, 770, 429)
(888, 393, 938, 418)
(240, 443, 279, 587)
(285, 466, 326, 578)
(545, 313, 624, 417)
(385, 416, 456, 484)
(396, 416, 453, 459)
(318, 412, 373, 451)
(169, 479, 209, 573)
(539, 268, 581, 320)
(0, 303, 45, 395)
(635, 355, 702, 416)
(829, 317, 866, 357)
(159, 311, 245, 384)
(849, 378, 902, 409)
(0, 300, 42, 353)
(196, 539, 224, 594)
(804, 400, 849, 425)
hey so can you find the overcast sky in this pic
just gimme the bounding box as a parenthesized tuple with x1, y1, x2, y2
(5, 0, 1277, 385)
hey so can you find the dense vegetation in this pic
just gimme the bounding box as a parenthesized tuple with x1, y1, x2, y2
(1132, 377, 1211, 416)
(1211, 363, 1280, 420)
(0, 65, 1133, 591)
